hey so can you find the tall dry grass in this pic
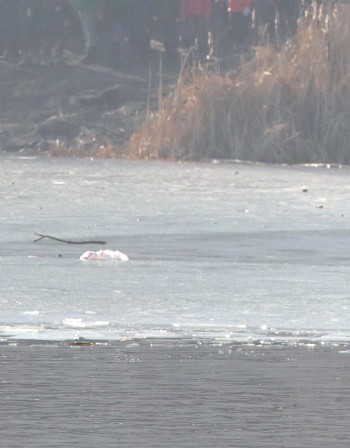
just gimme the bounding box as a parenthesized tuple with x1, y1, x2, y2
(125, 2, 350, 164)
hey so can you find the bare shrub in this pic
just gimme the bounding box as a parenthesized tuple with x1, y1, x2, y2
(124, 2, 350, 164)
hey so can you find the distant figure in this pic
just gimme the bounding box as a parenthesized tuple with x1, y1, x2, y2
(99, 0, 131, 63)
(0, 0, 21, 62)
(127, 0, 153, 58)
(180, 0, 213, 60)
(40, 0, 74, 64)
(150, 0, 181, 61)
(19, 0, 47, 64)
(276, 0, 301, 42)
(69, 0, 99, 62)
(227, 0, 253, 49)
(253, 0, 278, 43)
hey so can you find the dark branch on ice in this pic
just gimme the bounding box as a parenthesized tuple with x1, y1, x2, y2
(33, 233, 106, 245)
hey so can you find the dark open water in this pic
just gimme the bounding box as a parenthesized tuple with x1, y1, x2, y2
(1, 342, 350, 448)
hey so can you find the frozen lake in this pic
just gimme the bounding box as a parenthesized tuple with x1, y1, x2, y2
(1, 155, 350, 345)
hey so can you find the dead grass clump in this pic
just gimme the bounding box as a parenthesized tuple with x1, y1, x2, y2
(125, 2, 350, 164)
(47, 133, 121, 159)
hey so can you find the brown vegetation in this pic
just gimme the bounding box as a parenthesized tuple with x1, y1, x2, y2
(124, 3, 350, 164)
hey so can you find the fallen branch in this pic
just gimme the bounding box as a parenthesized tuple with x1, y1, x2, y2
(33, 233, 106, 245)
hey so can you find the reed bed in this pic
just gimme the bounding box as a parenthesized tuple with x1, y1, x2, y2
(125, 3, 350, 164)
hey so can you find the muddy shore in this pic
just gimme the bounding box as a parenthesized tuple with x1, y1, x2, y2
(0, 48, 180, 158)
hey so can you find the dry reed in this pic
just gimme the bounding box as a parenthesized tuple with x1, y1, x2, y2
(125, 2, 350, 164)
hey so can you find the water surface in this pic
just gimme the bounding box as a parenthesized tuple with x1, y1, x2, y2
(1, 156, 350, 344)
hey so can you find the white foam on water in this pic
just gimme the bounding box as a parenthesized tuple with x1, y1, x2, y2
(132, 328, 183, 340)
(0, 325, 43, 338)
(0, 321, 349, 345)
(0, 325, 42, 335)
(62, 318, 110, 329)
(52, 181, 65, 185)
(315, 331, 350, 342)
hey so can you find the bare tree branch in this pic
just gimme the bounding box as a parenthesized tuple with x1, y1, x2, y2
(33, 233, 106, 245)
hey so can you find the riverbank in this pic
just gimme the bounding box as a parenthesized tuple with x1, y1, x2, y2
(1, 3, 349, 164)
(127, 3, 350, 164)
(0, 45, 180, 158)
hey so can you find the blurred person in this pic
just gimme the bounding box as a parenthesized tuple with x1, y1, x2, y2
(227, 0, 253, 48)
(180, 0, 213, 60)
(276, 0, 301, 41)
(40, 0, 74, 64)
(69, 0, 99, 62)
(18, 0, 74, 65)
(127, 0, 153, 58)
(19, 0, 46, 63)
(100, 0, 130, 62)
(253, 0, 277, 42)
(0, 0, 21, 62)
(150, 0, 181, 61)
(100, 0, 155, 63)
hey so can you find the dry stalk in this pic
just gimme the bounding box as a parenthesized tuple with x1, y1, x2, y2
(124, 2, 350, 163)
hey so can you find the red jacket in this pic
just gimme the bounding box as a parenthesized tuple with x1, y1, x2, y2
(181, 0, 212, 21)
(227, 0, 252, 13)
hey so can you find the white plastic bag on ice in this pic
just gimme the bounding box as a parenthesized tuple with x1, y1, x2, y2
(80, 249, 129, 261)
